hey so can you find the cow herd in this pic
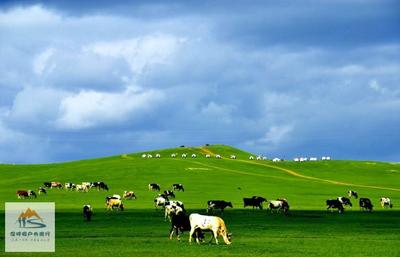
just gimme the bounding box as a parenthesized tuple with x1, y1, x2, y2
(325, 190, 393, 213)
(15, 180, 395, 245)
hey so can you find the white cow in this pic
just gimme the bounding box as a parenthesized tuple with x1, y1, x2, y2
(262, 156, 267, 160)
(256, 156, 262, 160)
(205, 154, 211, 158)
(230, 155, 236, 159)
(154, 196, 168, 209)
(155, 154, 161, 158)
(215, 154, 221, 159)
(142, 154, 147, 158)
(171, 153, 177, 158)
(249, 156, 254, 160)
(191, 154, 197, 158)
(182, 153, 187, 158)
(380, 197, 393, 208)
(147, 154, 153, 158)
(268, 199, 289, 213)
(76, 184, 89, 192)
(189, 213, 232, 245)
(164, 203, 184, 221)
(272, 158, 281, 162)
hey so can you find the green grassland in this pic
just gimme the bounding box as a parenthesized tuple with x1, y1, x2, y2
(0, 145, 399, 256)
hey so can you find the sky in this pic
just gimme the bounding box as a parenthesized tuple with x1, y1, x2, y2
(0, 0, 399, 163)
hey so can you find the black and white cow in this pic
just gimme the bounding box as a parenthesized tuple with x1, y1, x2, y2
(207, 200, 233, 213)
(83, 205, 93, 221)
(154, 195, 169, 209)
(38, 187, 47, 195)
(348, 190, 358, 199)
(169, 212, 205, 242)
(268, 199, 289, 213)
(148, 183, 161, 191)
(337, 197, 352, 207)
(65, 182, 76, 190)
(326, 199, 344, 213)
(164, 190, 176, 198)
(380, 197, 393, 208)
(92, 182, 108, 191)
(172, 184, 185, 192)
(243, 196, 266, 209)
(359, 198, 373, 212)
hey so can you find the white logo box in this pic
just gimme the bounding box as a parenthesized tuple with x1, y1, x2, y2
(5, 202, 55, 252)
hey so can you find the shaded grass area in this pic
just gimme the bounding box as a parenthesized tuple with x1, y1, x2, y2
(1, 209, 400, 257)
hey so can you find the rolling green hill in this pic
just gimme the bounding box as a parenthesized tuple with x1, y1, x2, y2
(0, 145, 399, 257)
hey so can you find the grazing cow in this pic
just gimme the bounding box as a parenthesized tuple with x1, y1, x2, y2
(17, 190, 29, 199)
(38, 187, 47, 195)
(76, 184, 89, 192)
(191, 154, 197, 158)
(148, 183, 160, 191)
(326, 199, 344, 213)
(83, 205, 93, 221)
(207, 200, 233, 213)
(93, 182, 108, 191)
(182, 153, 187, 158)
(189, 213, 232, 245)
(348, 190, 358, 199)
(243, 196, 266, 209)
(172, 183, 184, 192)
(154, 196, 168, 209)
(171, 153, 177, 158)
(141, 154, 147, 158)
(337, 197, 352, 207)
(169, 212, 205, 241)
(230, 155, 236, 159)
(380, 197, 393, 208)
(106, 198, 124, 211)
(164, 190, 176, 198)
(256, 156, 262, 160)
(147, 154, 153, 158)
(43, 182, 52, 188)
(268, 199, 289, 213)
(51, 182, 63, 189)
(205, 154, 211, 158)
(249, 156, 254, 160)
(82, 182, 91, 188)
(359, 198, 373, 212)
(155, 154, 161, 158)
(215, 154, 221, 159)
(65, 182, 76, 190)
(123, 191, 136, 199)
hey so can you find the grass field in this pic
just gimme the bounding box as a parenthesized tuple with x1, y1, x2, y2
(1, 145, 400, 256)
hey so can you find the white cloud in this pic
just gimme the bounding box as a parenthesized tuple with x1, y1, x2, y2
(56, 86, 164, 129)
(0, 5, 61, 27)
(33, 48, 56, 75)
(83, 34, 187, 75)
(258, 124, 294, 145)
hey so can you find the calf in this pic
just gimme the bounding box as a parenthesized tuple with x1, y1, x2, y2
(123, 191, 136, 199)
(169, 212, 204, 241)
(38, 187, 47, 195)
(348, 190, 358, 199)
(380, 197, 393, 208)
(189, 213, 232, 245)
(326, 199, 344, 213)
(83, 205, 93, 221)
(359, 198, 373, 212)
(172, 184, 184, 192)
(243, 196, 266, 209)
(148, 183, 160, 191)
(207, 200, 233, 214)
